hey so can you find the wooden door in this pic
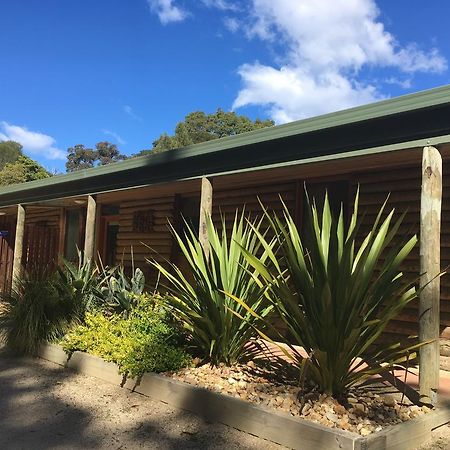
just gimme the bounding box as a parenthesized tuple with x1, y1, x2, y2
(23, 223, 60, 272)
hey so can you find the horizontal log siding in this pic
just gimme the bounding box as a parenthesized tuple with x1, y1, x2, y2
(352, 163, 450, 342)
(115, 195, 176, 286)
(26, 207, 61, 227)
(212, 182, 297, 227)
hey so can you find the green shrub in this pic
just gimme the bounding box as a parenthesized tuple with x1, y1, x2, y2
(61, 295, 191, 377)
(151, 213, 274, 366)
(234, 191, 422, 397)
(0, 267, 82, 354)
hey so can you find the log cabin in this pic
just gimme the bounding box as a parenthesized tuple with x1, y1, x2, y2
(1, 84, 450, 403)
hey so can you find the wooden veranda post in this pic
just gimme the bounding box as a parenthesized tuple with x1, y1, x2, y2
(12, 204, 25, 289)
(419, 145, 442, 405)
(199, 177, 213, 260)
(83, 195, 97, 263)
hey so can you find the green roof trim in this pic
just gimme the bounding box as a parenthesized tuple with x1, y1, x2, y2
(0, 84, 449, 206)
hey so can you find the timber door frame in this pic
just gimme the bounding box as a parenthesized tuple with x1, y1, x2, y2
(98, 214, 120, 266)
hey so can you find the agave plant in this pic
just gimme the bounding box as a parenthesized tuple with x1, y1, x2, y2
(234, 190, 422, 397)
(150, 212, 274, 366)
(57, 249, 101, 312)
(94, 265, 145, 315)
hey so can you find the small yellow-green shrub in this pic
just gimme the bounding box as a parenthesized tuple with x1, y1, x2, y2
(61, 295, 191, 377)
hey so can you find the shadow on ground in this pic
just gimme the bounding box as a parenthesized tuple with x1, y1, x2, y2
(0, 349, 101, 449)
(0, 348, 280, 449)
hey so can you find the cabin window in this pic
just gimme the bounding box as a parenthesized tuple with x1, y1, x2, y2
(179, 196, 200, 237)
(99, 205, 120, 267)
(104, 220, 119, 266)
(64, 209, 84, 261)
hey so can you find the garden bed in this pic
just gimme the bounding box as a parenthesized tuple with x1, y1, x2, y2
(38, 343, 450, 450)
(169, 362, 430, 436)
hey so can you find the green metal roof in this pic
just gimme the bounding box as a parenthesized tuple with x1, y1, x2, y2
(1, 84, 450, 207)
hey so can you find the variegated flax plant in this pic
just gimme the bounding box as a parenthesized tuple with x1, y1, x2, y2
(150, 212, 274, 366)
(230, 189, 423, 397)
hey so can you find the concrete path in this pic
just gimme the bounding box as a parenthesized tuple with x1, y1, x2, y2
(0, 351, 283, 450)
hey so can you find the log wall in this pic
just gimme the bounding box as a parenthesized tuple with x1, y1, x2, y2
(212, 181, 297, 227)
(115, 195, 176, 286)
(352, 167, 422, 341)
(25, 207, 61, 228)
(351, 162, 450, 342)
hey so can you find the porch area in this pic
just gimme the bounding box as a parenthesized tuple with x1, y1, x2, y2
(0, 139, 448, 405)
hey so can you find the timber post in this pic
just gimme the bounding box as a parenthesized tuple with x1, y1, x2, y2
(84, 195, 97, 263)
(199, 177, 213, 260)
(419, 145, 442, 405)
(12, 204, 26, 290)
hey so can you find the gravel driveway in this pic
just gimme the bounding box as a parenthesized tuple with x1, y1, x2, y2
(1, 349, 449, 450)
(0, 350, 284, 450)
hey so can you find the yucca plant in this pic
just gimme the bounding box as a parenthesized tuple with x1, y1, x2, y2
(150, 212, 274, 366)
(234, 190, 422, 397)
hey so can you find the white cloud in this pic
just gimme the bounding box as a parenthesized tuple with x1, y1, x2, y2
(201, 0, 240, 11)
(123, 105, 143, 122)
(384, 76, 412, 89)
(231, 0, 447, 123)
(223, 16, 240, 33)
(101, 129, 126, 145)
(233, 64, 381, 123)
(147, 0, 188, 25)
(0, 122, 65, 160)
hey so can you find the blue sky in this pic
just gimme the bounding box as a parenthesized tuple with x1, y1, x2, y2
(0, 0, 449, 172)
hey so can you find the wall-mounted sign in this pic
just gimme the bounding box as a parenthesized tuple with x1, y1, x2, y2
(132, 210, 154, 233)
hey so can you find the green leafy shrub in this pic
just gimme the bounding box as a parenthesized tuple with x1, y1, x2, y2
(235, 191, 422, 397)
(61, 295, 191, 377)
(151, 213, 274, 366)
(0, 267, 82, 354)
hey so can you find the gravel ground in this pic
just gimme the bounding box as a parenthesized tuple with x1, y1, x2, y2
(416, 425, 450, 450)
(1, 350, 449, 450)
(0, 351, 284, 450)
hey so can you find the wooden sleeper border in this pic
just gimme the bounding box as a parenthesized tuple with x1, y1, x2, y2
(38, 343, 450, 450)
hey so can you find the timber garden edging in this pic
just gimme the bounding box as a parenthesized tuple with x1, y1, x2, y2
(38, 343, 450, 450)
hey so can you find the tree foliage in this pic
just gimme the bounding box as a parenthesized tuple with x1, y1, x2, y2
(66, 141, 127, 172)
(136, 109, 274, 156)
(66, 144, 97, 172)
(0, 155, 51, 186)
(0, 141, 23, 170)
